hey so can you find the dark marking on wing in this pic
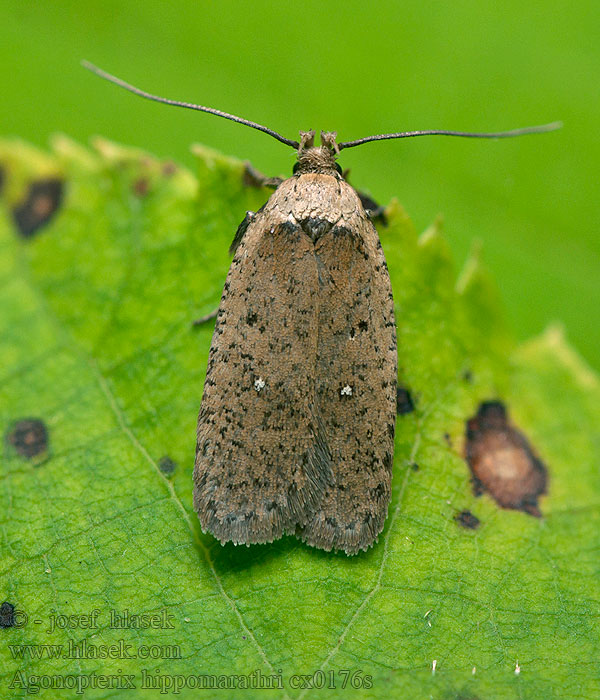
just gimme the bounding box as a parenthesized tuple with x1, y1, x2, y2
(299, 217, 333, 242)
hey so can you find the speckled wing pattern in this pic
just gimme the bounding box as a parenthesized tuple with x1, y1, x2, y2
(299, 214, 397, 554)
(194, 174, 397, 554)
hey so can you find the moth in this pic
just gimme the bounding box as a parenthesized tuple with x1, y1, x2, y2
(83, 61, 560, 554)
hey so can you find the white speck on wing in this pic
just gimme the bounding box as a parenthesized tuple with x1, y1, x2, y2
(254, 377, 266, 392)
(340, 385, 353, 396)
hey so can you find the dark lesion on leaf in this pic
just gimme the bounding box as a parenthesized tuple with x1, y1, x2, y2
(465, 400, 548, 517)
(12, 178, 63, 239)
(6, 418, 49, 463)
(396, 386, 415, 415)
(162, 160, 177, 177)
(454, 509, 481, 530)
(132, 176, 150, 197)
(0, 602, 16, 628)
(158, 455, 177, 476)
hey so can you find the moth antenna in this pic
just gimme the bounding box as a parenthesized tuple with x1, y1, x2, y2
(337, 122, 562, 150)
(81, 61, 300, 150)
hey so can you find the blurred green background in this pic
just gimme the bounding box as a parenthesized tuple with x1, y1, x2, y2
(2, 0, 599, 368)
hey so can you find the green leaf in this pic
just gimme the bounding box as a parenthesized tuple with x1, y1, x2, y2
(1, 137, 598, 699)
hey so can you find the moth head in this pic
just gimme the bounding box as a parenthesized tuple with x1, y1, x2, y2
(293, 131, 343, 176)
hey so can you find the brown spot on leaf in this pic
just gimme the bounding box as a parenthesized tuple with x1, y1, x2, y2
(454, 509, 480, 530)
(162, 161, 177, 176)
(132, 177, 150, 197)
(0, 602, 16, 628)
(159, 455, 177, 476)
(6, 418, 49, 461)
(465, 401, 547, 517)
(396, 386, 415, 414)
(12, 178, 63, 238)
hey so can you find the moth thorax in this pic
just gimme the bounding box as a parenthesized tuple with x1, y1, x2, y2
(295, 146, 339, 175)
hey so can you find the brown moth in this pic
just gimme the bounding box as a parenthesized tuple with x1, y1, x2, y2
(195, 130, 397, 554)
(83, 61, 561, 554)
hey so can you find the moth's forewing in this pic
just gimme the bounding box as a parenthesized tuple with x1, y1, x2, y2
(297, 184, 397, 554)
(194, 213, 332, 545)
